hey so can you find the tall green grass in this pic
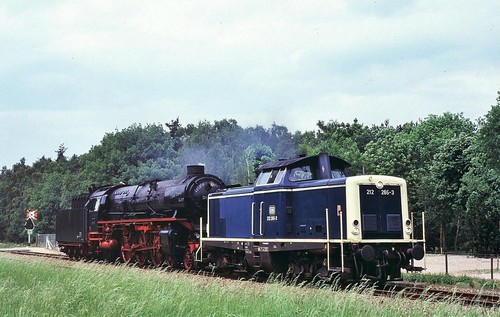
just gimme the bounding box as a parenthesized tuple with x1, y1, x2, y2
(0, 242, 22, 248)
(0, 256, 496, 317)
(404, 272, 499, 291)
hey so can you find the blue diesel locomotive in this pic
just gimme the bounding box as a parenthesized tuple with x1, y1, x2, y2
(200, 153, 425, 280)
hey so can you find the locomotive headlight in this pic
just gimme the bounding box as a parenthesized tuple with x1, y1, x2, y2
(376, 181, 384, 189)
(352, 219, 360, 235)
(405, 219, 412, 235)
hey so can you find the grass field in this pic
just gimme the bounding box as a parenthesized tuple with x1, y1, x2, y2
(404, 272, 499, 291)
(0, 242, 22, 248)
(0, 255, 496, 317)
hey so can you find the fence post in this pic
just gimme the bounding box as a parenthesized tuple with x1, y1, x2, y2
(491, 255, 494, 280)
(445, 251, 448, 275)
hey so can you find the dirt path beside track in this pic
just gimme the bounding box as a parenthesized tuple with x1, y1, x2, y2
(414, 254, 500, 280)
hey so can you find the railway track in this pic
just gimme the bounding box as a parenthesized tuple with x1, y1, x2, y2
(1, 248, 498, 308)
(378, 281, 500, 308)
(0, 248, 70, 261)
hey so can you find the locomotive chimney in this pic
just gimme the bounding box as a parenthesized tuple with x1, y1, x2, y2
(187, 164, 205, 176)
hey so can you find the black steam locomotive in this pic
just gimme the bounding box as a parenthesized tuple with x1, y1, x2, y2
(56, 165, 224, 268)
(57, 154, 425, 280)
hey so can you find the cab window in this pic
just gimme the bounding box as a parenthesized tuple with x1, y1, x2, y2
(256, 171, 271, 185)
(289, 166, 314, 182)
(85, 198, 101, 212)
(331, 169, 346, 178)
(256, 168, 286, 186)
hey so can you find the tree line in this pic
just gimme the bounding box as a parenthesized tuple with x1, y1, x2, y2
(1, 94, 499, 254)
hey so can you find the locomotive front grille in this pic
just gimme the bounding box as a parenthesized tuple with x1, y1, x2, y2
(362, 214, 377, 231)
(386, 214, 402, 232)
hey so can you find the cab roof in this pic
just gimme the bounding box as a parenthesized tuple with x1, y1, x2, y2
(257, 153, 351, 172)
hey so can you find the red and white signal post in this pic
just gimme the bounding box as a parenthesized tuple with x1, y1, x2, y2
(24, 209, 38, 246)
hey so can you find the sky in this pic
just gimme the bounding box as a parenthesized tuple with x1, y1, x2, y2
(1, 1, 499, 168)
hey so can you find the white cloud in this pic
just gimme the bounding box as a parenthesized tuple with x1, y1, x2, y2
(0, 0, 499, 167)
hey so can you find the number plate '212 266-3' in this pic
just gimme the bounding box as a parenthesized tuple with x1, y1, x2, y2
(366, 189, 396, 195)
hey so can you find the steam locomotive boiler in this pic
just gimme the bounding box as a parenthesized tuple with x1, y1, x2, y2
(56, 165, 225, 268)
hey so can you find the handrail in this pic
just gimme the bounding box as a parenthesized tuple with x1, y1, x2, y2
(340, 210, 344, 273)
(411, 212, 414, 241)
(251, 202, 255, 235)
(411, 211, 415, 268)
(325, 208, 330, 270)
(259, 201, 264, 235)
(195, 217, 203, 262)
(422, 212, 426, 269)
